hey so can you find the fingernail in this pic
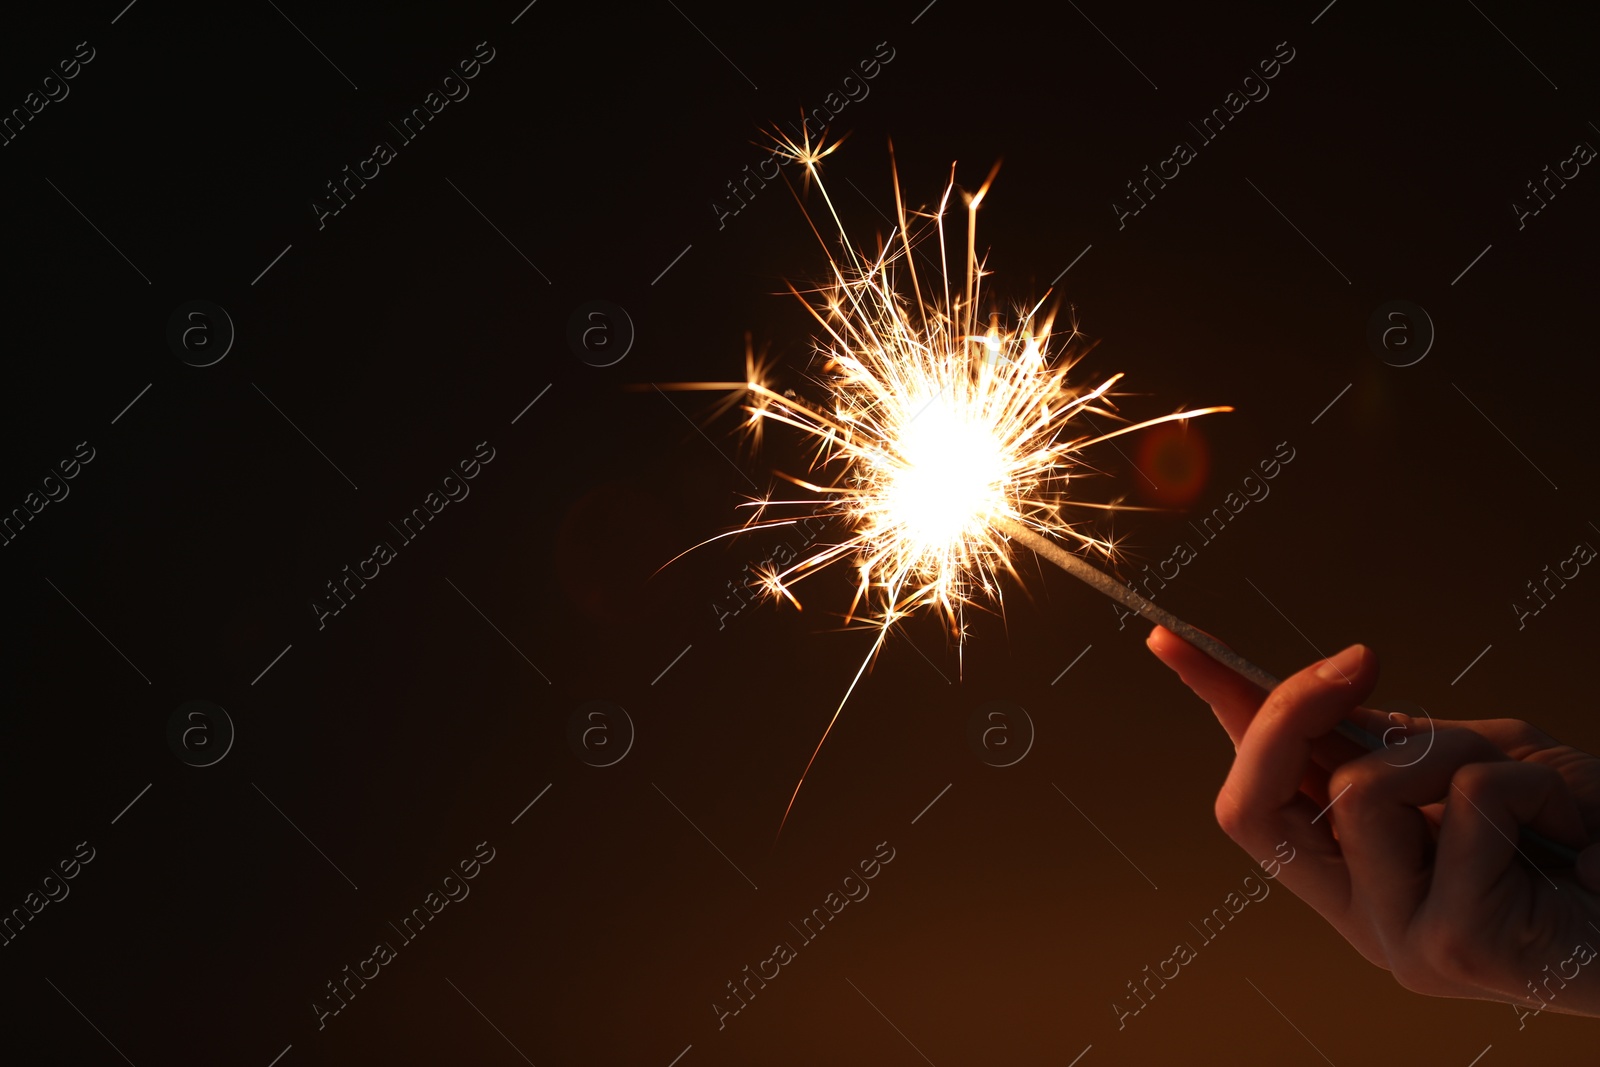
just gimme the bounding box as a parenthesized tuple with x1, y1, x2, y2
(1315, 644, 1366, 681)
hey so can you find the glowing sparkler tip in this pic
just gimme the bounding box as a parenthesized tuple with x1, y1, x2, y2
(663, 136, 1234, 840)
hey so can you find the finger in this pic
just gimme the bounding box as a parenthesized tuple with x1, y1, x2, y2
(1397, 716, 1599, 848)
(1327, 728, 1507, 949)
(1348, 704, 1423, 743)
(1217, 644, 1379, 913)
(1146, 625, 1265, 747)
(1412, 716, 1559, 758)
(1578, 844, 1600, 893)
(1432, 760, 1589, 918)
(1146, 626, 1375, 767)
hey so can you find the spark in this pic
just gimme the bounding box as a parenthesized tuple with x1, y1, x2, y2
(660, 126, 1230, 837)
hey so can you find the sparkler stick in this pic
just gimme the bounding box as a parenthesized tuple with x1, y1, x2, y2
(1001, 511, 1419, 751)
(997, 516, 1281, 693)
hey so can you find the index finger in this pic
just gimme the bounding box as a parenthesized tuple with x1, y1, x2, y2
(1216, 644, 1380, 915)
(1146, 624, 1389, 755)
(1146, 625, 1266, 747)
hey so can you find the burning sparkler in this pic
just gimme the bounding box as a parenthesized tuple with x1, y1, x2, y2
(657, 126, 1240, 832)
(657, 127, 1579, 861)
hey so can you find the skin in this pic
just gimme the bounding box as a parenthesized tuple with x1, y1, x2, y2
(1145, 624, 1600, 1018)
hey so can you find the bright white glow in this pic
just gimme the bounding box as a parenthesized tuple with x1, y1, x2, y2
(885, 396, 1006, 554)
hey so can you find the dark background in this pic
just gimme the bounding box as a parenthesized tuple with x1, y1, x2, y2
(3, 0, 1598, 1063)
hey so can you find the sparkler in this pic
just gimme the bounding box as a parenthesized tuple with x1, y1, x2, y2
(662, 128, 1578, 863)
(664, 127, 1235, 831)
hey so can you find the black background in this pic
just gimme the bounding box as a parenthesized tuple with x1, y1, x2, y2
(3, 0, 1598, 1064)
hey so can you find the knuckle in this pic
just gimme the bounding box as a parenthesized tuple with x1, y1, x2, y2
(1326, 760, 1385, 813)
(1439, 724, 1510, 761)
(1214, 790, 1249, 840)
(1483, 717, 1555, 751)
(1449, 760, 1498, 802)
(1259, 676, 1322, 720)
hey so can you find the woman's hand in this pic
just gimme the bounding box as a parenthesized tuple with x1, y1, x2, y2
(1146, 624, 1600, 1022)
